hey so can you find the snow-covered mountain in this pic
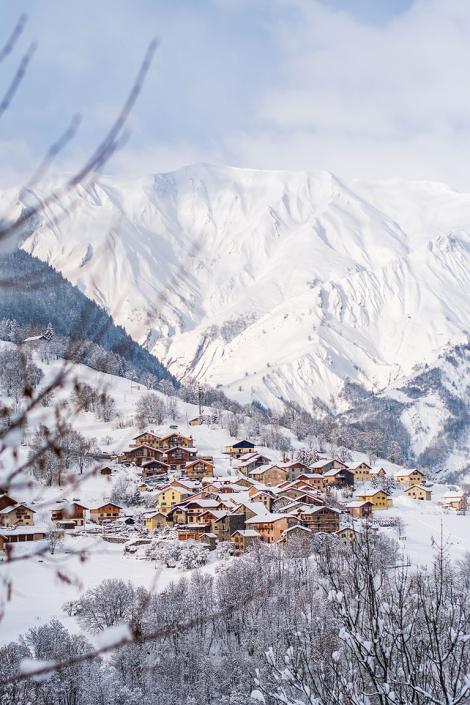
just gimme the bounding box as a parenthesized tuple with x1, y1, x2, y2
(16, 163, 470, 423)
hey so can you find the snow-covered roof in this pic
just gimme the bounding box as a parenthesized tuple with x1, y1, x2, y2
(346, 500, 372, 508)
(310, 458, 332, 468)
(232, 529, 260, 537)
(0, 503, 35, 514)
(357, 484, 390, 497)
(394, 468, 423, 477)
(283, 525, 312, 535)
(299, 505, 341, 515)
(245, 512, 288, 524)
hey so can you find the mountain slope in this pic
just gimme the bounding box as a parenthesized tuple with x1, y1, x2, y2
(0, 249, 176, 387)
(15, 164, 470, 418)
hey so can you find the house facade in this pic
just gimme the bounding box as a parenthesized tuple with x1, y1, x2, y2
(90, 503, 121, 524)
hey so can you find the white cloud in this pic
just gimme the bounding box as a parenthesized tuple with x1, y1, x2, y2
(226, 0, 470, 187)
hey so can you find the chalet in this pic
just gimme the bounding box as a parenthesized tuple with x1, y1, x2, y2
(157, 486, 194, 513)
(144, 511, 168, 531)
(322, 467, 355, 488)
(189, 417, 204, 426)
(118, 444, 164, 466)
(405, 485, 432, 501)
(298, 506, 340, 533)
(370, 466, 387, 479)
(130, 431, 161, 448)
(245, 513, 290, 543)
(0, 503, 35, 527)
(141, 459, 171, 478)
(394, 468, 425, 487)
(90, 503, 121, 524)
(224, 440, 256, 459)
(51, 501, 87, 526)
(249, 465, 288, 487)
(356, 487, 392, 510)
(0, 494, 17, 511)
(236, 453, 272, 475)
(441, 490, 467, 511)
(163, 446, 198, 470)
(310, 458, 348, 474)
(177, 525, 210, 541)
(291, 473, 326, 491)
(275, 461, 311, 482)
(211, 512, 245, 541)
(0, 525, 48, 551)
(348, 462, 372, 483)
(160, 433, 193, 449)
(231, 529, 260, 555)
(281, 524, 313, 544)
(184, 458, 214, 480)
(294, 492, 325, 507)
(100, 466, 112, 476)
(250, 490, 272, 512)
(336, 527, 359, 542)
(345, 500, 373, 518)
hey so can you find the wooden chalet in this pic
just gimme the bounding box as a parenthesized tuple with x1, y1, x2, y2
(345, 500, 373, 518)
(100, 466, 112, 476)
(298, 506, 340, 533)
(163, 446, 197, 470)
(177, 525, 210, 541)
(322, 467, 355, 488)
(336, 527, 360, 542)
(0, 525, 47, 551)
(130, 431, 161, 448)
(236, 453, 272, 475)
(245, 513, 291, 543)
(189, 416, 203, 426)
(310, 458, 348, 474)
(184, 458, 214, 480)
(394, 468, 425, 487)
(441, 490, 467, 511)
(281, 524, 313, 544)
(231, 529, 260, 555)
(0, 494, 17, 511)
(141, 459, 170, 478)
(0, 503, 35, 527)
(348, 462, 372, 483)
(249, 464, 288, 487)
(405, 485, 432, 501)
(118, 444, 164, 466)
(159, 432, 194, 449)
(90, 503, 122, 524)
(51, 501, 87, 526)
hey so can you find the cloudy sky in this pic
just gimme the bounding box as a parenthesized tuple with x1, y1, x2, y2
(1, 0, 470, 187)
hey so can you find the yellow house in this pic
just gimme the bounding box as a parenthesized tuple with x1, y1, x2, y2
(349, 462, 372, 483)
(0, 503, 35, 527)
(224, 440, 255, 458)
(394, 468, 424, 487)
(157, 485, 193, 513)
(405, 484, 431, 501)
(144, 511, 168, 531)
(356, 488, 392, 510)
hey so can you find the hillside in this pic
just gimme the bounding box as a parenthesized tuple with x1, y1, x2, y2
(0, 249, 176, 388)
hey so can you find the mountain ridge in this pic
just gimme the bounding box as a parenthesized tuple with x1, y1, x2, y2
(13, 163, 470, 431)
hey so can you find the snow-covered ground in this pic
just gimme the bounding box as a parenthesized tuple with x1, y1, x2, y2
(1, 352, 469, 644)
